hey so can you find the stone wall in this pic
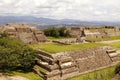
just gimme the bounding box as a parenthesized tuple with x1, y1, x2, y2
(0, 23, 48, 44)
(69, 27, 81, 37)
(69, 26, 120, 40)
(53, 38, 77, 45)
(34, 46, 120, 80)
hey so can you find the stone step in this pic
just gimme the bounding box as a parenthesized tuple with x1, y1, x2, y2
(46, 70, 61, 78)
(109, 52, 120, 58)
(111, 57, 120, 62)
(38, 50, 54, 59)
(37, 60, 60, 71)
(37, 54, 53, 64)
(49, 64, 59, 70)
(106, 49, 116, 53)
(33, 65, 48, 77)
(60, 62, 75, 69)
(37, 60, 52, 72)
(59, 57, 73, 63)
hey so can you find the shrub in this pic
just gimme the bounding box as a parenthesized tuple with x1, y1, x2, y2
(0, 37, 37, 71)
(43, 27, 70, 38)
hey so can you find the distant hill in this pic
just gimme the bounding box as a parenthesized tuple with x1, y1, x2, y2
(0, 16, 120, 29)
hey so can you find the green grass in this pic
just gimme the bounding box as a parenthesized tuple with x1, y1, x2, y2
(30, 43, 105, 53)
(110, 36, 120, 40)
(107, 41, 120, 49)
(68, 66, 116, 80)
(86, 36, 120, 42)
(12, 71, 43, 80)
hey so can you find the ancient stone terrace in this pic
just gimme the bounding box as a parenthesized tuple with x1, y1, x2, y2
(0, 23, 48, 44)
(70, 26, 120, 41)
(34, 46, 120, 80)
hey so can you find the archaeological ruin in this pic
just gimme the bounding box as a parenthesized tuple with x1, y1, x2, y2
(34, 46, 120, 80)
(1, 24, 120, 80)
(70, 26, 120, 41)
(0, 23, 48, 44)
(52, 26, 120, 44)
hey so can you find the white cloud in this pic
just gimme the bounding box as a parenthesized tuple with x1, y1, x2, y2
(0, 0, 120, 21)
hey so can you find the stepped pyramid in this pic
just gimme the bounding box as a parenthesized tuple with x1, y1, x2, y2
(34, 46, 120, 80)
(0, 23, 48, 44)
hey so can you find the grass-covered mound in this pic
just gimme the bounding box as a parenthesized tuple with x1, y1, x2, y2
(30, 43, 105, 53)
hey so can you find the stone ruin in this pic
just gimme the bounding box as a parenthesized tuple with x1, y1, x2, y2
(52, 38, 78, 45)
(0, 23, 48, 44)
(33, 46, 120, 80)
(70, 26, 120, 42)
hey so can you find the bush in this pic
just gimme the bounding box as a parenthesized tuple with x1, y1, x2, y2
(43, 27, 70, 38)
(0, 37, 37, 71)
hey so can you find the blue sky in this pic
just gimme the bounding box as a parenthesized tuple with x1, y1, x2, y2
(0, 0, 120, 21)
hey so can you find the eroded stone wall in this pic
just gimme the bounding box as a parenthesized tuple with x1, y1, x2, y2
(34, 46, 120, 80)
(70, 26, 120, 40)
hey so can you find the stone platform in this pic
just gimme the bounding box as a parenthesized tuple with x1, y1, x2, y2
(34, 46, 120, 80)
(0, 23, 48, 44)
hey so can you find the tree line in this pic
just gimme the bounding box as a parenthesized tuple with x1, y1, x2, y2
(43, 27, 70, 38)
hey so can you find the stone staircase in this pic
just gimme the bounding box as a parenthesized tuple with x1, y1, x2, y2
(34, 47, 120, 80)
(33, 51, 79, 80)
(106, 48, 120, 62)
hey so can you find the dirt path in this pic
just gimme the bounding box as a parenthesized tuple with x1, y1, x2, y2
(0, 75, 28, 80)
(98, 40, 120, 44)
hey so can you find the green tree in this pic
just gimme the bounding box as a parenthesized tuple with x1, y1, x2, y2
(43, 27, 70, 38)
(51, 27, 59, 37)
(44, 28, 52, 36)
(64, 30, 70, 37)
(59, 27, 66, 36)
(0, 37, 37, 71)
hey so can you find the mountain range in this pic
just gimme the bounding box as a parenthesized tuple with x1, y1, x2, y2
(0, 16, 120, 29)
